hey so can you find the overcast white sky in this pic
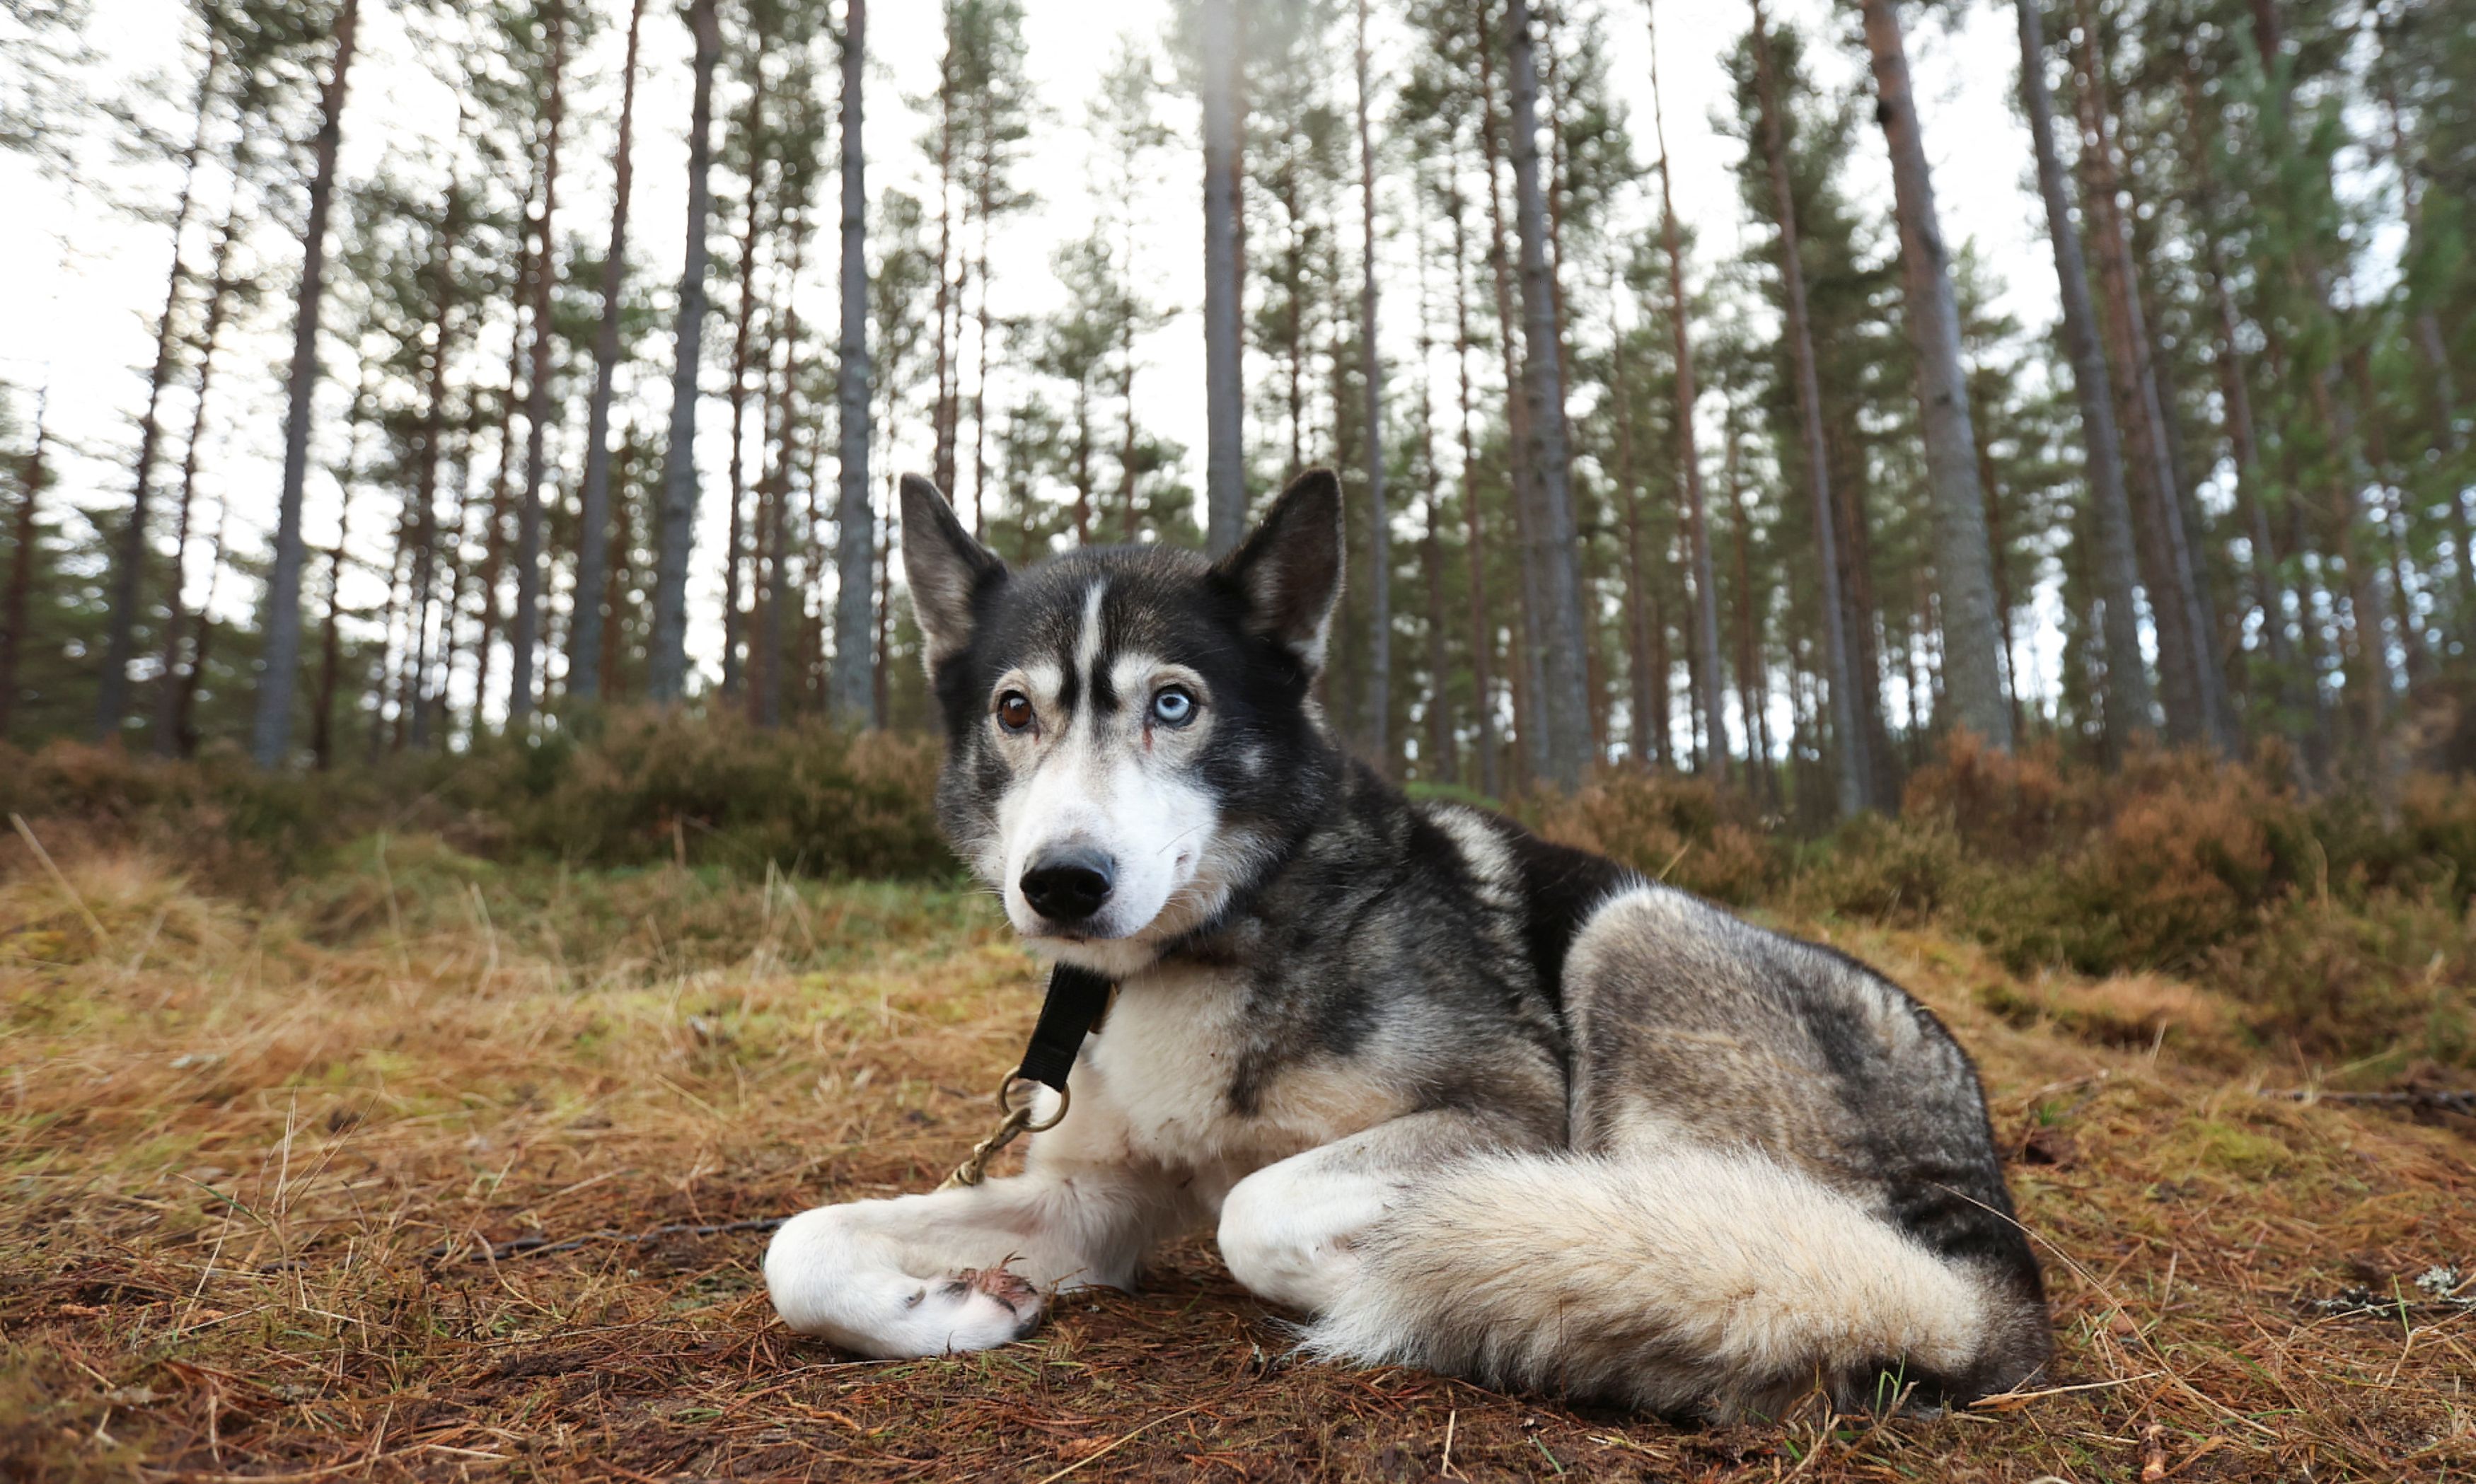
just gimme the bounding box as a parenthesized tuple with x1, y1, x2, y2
(0, 0, 2054, 702)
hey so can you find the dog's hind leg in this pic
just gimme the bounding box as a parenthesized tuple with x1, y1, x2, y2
(1215, 1111, 1537, 1316)
(765, 1084, 1201, 1357)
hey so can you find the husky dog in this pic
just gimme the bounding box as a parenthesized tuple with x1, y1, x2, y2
(765, 470, 2049, 1419)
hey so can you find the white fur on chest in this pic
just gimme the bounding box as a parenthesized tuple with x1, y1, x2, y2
(1075, 959, 1411, 1183)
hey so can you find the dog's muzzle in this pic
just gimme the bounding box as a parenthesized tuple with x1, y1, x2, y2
(1019, 846, 1115, 927)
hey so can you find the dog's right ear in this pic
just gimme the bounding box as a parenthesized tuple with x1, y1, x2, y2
(901, 475, 1005, 668)
(1212, 468, 1345, 675)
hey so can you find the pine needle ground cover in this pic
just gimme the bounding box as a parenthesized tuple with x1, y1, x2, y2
(4, 829, 2472, 1482)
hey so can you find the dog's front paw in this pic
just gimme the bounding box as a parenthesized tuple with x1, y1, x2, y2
(764, 1207, 1048, 1356)
(921, 1265, 1046, 1347)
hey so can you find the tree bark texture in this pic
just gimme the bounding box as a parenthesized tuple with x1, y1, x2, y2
(1858, 0, 2012, 752)
(648, 0, 720, 704)
(830, 0, 875, 727)
(2013, 0, 2156, 755)
(1648, 0, 1728, 777)
(250, 0, 359, 768)
(1749, 0, 1868, 813)
(569, 0, 646, 704)
(507, 0, 569, 725)
(1201, 0, 1246, 556)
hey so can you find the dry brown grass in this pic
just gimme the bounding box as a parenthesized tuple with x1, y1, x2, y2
(4, 831, 2474, 1481)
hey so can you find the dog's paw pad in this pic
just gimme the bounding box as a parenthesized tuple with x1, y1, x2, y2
(951, 1265, 1041, 1315)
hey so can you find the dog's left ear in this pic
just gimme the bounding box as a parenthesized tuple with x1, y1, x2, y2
(1212, 468, 1345, 674)
(901, 475, 1005, 668)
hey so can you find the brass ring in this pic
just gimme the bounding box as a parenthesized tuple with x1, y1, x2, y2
(995, 1067, 1070, 1132)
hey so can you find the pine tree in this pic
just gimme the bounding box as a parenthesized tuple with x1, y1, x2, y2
(2013, 0, 2156, 757)
(1745, 0, 1867, 813)
(505, 0, 572, 726)
(1353, 0, 1390, 766)
(1201, 0, 1246, 555)
(0, 388, 50, 743)
(1646, 0, 1727, 776)
(1503, 0, 1593, 788)
(1856, 0, 2012, 752)
(568, 0, 648, 705)
(250, 0, 360, 768)
(99, 25, 225, 744)
(828, 0, 874, 729)
(648, 0, 722, 704)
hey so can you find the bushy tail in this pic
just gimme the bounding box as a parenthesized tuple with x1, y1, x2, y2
(1302, 1147, 2044, 1420)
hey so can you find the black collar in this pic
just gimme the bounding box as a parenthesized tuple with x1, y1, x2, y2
(1013, 962, 1116, 1092)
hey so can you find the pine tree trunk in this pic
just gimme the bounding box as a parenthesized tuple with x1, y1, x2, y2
(471, 159, 543, 736)
(2064, 1, 2228, 753)
(507, 0, 569, 726)
(1969, 376, 2023, 736)
(969, 137, 996, 538)
(2377, 66, 2476, 639)
(1117, 350, 1140, 540)
(1475, 16, 1548, 786)
(829, 0, 874, 729)
(312, 378, 372, 771)
(1606, 275, 1658, 770)
(647, 0, 720, 704)
(0, 392, 48, 743)
(152, 202, 241, 756)
(1503, 0, 1592, 788)
(396, 179, 463, 753)
(1450, 185, 1500, 797)
(1857, 0, 2011, 753)
(872, 473, 891, 725)
(1201, 0, 1246, 556)
(597, 440, 632, 697)
(932, 71, 960, 499)
(1648, 1, 1727, 778)
(1353, 0, 1390, 769)
(2249, 7, 2390, 781)
(759, 216, 808, 730)
(569, 0, 645, 705)
(1749, 0, 1867, 813)
(721, 60, 770, 702)
(1416, 265, 1452, 785)
(2014, 0, 2154, 755)
(747, 324, 783, 724)
(2175, 59, 2313, 759)
(250, 0, 359, 768)
(1723, 429, 1776, 805)
(100, 39, 223, 744)
(175, 489, 232, 756)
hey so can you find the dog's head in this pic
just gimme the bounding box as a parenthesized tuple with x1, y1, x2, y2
(901, 470, 1346, 978)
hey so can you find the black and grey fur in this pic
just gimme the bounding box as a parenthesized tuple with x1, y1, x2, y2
(763, 470, 2049, 1420)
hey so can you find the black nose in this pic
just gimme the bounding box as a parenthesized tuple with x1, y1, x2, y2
(1020, 848, 1115, 924)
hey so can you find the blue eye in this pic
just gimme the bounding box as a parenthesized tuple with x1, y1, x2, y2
(1151, 686, 1197, 727)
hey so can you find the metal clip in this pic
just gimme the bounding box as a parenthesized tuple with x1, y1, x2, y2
(937, 1068, 1070, 1190)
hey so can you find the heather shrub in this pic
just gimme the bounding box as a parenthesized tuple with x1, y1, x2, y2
(1899, 731, 2079, 860)
(0, 709, 951, 886)
(1532, 769, 1782, 904)
(2045, 760, 2293, 973)
(0, 739, 395, 888)
(1788, 811, 1976, 923)
(441, 710, 947, 877)
(2210, 886, 2474, 1067)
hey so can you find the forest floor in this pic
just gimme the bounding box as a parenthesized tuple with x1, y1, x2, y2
(3, 833, 2472, 1483)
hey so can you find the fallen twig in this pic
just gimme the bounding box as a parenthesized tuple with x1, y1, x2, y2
(1032, 1403, 1210, 1484)
(11, 812, 115, 952)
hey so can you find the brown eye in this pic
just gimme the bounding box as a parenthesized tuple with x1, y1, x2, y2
(996, 692, 1035, 733)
